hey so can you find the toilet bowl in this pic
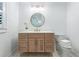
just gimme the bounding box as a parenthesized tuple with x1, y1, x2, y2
(59, 39, 72, 48)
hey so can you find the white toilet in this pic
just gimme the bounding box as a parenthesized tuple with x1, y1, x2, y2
(59, 39, 72, 48)
(56, 35, 72, 48)
(56, 35, 72, 56)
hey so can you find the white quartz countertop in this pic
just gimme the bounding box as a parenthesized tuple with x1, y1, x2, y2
(19, 31, 54, 33)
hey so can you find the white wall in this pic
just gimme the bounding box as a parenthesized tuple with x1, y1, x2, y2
(0, 2, 18, 56)
(19, 2, 67, 35)
(67, 2, 79, 52)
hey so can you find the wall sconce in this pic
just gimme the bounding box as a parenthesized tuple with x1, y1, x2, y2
(24, 22, 28, 30)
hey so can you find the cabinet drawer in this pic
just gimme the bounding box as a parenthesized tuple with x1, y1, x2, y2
(18, 40, 27, 43)
(19, 39, 27, 41)
(19, 33, 26, 39)
(45, 33, 54, 38)
(29, 37, 44, 39)
(28, 33, 44, 38)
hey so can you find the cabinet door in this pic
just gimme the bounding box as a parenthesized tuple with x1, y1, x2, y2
(37, 38, 44, 52)
(45, 39, 54, 52)
(28, 38, 36, 52)
(28, 33, 44, 52)
(18, 33, 28, 52)
(44, 33, 54, 52)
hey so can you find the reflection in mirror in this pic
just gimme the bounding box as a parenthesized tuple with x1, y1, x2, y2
(30, 13, 45, 27)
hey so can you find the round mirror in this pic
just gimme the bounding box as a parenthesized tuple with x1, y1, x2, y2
(30, 13, 45, 27)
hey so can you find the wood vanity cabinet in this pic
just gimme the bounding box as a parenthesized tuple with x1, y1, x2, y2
(18, 33, 55, 53)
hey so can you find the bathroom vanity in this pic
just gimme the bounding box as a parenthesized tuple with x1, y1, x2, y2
(18, 32, 55, 55)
